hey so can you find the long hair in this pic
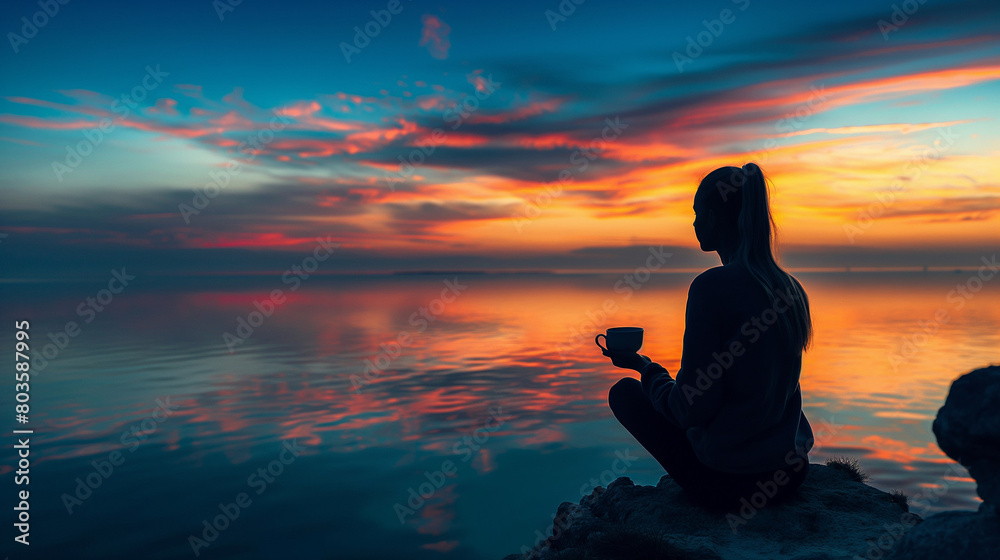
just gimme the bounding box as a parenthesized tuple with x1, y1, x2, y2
(702, 163, 812, 352)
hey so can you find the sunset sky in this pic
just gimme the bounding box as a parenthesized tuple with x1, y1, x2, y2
(1, 0, 998, 277)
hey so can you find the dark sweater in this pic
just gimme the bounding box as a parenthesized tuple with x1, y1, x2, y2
(640, 263, 814, 473)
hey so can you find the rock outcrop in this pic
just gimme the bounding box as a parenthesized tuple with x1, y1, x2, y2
(502, 463, 919, 560)
(886, 365, 1000, 560)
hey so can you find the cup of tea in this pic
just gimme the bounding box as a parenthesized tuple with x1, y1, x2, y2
(595, 327, 643, 353)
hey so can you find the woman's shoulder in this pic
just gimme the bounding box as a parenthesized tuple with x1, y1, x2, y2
(689, 265, 736, 301)
(693, 262, 747, 286)
(690, 263, 759, 307)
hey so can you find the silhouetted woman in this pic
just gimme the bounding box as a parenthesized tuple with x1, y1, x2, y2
(603, 163, 814, 511)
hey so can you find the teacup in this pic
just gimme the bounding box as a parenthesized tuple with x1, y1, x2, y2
(595, 327, 643, 353)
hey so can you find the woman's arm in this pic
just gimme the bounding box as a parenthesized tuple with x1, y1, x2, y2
(639, 360, 676, 422)
(643, 270, 726, 429)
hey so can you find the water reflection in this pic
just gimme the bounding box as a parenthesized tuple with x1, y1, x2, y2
(2, 271, 992, 558)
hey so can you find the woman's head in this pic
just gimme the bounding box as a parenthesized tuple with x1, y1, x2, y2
(693, 163, 771, 255)
(694, 162, 812, 351)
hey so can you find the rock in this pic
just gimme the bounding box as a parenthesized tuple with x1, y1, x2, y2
(884, 503, 999, 560)
(886, 365, 1000, 560)
(931, 365, 1000, 507)
(503, 464, 920, 560)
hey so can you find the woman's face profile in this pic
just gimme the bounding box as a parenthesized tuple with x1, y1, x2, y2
(693, 189, 715, 252)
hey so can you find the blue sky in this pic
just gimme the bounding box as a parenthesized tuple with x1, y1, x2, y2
(1, 0, 999, 276)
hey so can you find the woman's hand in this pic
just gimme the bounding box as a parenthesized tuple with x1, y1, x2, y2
(602, 350, 652, 372)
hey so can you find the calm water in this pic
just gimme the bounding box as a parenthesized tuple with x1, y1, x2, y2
(2, 271, 993, 559)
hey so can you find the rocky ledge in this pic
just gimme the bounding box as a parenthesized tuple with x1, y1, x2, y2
(503, 365, 999, 560)
(502, 462, 918, 560)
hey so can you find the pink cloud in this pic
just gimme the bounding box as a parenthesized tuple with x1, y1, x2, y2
(275, 101, 321, 118)
(0, 115, 96, 129)
(208, 110, 257, 128)
(416, 94, 448, 110)
(7, 95, 107, 117)
(419, 15, 451, 60)
(148, 98, 179, 116)
(221, 86, 256, 112)
(467, 97, 566, 124)
(173, 84, 204, 99)
(465, 69, 488, 92)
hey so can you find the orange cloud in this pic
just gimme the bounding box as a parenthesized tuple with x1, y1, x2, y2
(674, 63, 1000, 129)
(780, 119, 977, 138)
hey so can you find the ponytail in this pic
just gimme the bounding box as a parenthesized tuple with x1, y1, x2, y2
(735, 163, 812, 352)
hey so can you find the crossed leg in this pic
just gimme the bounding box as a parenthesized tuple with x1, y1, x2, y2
(608, 377, 807, 511)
